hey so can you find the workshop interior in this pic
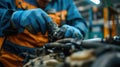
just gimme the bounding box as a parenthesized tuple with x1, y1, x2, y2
(25, 0, 120, 66)
(1, 0, 120, 67)
(74, 0, 119, 39)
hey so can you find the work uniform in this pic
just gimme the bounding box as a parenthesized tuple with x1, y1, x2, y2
(0, 0, 88, 67)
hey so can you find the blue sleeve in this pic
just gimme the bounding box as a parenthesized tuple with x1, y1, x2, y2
(0, 0, 16, 36)
(66, 0, 88, 37)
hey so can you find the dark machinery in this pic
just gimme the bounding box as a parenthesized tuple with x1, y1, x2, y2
(23, 37, 120, 67)
(47, 20, 66, 42)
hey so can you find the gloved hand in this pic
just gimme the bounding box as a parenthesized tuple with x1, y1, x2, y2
(11, 8, 52, 34)
(60, 25, 83, 39)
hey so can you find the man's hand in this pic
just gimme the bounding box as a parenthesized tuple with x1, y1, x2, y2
(11, 8, 52, 34)
(61, 25, 83, 39)
(48, 24, 83, 42)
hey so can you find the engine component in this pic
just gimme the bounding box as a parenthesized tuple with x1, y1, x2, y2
(23, 54, 62, 67)
(46, 9, 66, 42)
(65, 49, 96, 67)
(91, 52, 120, 67)
(47, 21, 65, 42)
(23, 38, 120, 67)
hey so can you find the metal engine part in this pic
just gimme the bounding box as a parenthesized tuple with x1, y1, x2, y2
(23, 53, 63, 67)
(23, 38, 120, 67)
(65, 49, 96, 67)
(47, 20, 66, 42)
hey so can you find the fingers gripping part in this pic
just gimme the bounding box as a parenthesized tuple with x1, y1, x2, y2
(62, 25, 83, 39)
(11, 9, 50, 34)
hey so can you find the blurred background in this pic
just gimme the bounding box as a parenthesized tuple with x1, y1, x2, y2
(74, 0, 120, 39)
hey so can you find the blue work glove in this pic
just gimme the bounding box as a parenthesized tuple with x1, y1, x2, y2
(61, 25, 83, 39)
(11, 8, 52, 34)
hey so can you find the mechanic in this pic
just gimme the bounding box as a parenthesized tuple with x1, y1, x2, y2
(0, 0, 88, 67)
